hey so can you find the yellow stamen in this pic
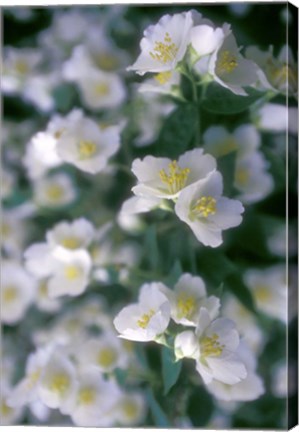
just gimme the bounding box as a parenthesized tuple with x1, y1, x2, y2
(254, 284, 271, 302)
(97, 348, 117, 368)
(46, 184, 64, 201)
(269, 64, 297, 92)
(1, 222, 11, 237)
(78, 140, 97, 159)
(96, 54, 119, 71)
(95, 82, 110, 96)
(122, 400, 138, 419)
(3, 286, 18, 303)
(149, 32, 178, 64)
(64, 265, 82, 280)
(78, 387, 96, 405)
(154, 71, 172, 84)
(137, 309, 155, 329)
(61, 236, 81, 250)
(48, 373, 70, 395)
(38, 280, 49, 298)
(216, 50, 238, 75)
(15, 60, 29, 75)
(177, 294, 196, 319)
(27, 369, 41, 389)
(191, 196, 217, 218)
(1, 401, 13, 417)
(201, 333, 224, 357)
(159, 160, 190, 194)
(235, 168, 249, 186)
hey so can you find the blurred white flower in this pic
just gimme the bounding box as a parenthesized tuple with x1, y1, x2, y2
(33, 173, 76, 208)
(131, 148, 216, 201)
(38, 352, 77, 413)
(113, 282, 171, 342)
(35, 278, 62, 313)
(161, 273, 220, 326)
(244, 265, 287, 322)
(1, 168, 16, 199)
(234, 150, 274, 204)
(255, 103, 298, 135)
(267, 223, 297, 258)
(175, 308, 247, 385)
(1, 261, 36, 325)
(24, 243, 57, 278)
(175, 170, 244, 247)
(76, 332, 128, 373)
(115, 391, 146, 426)
(117, 210, 145, 234)
(22, 73, 56, 112)
(68, 370, 120, 427)
(0, 386, 24, 426)
(1, 209, 29, 259)
(46, 218, 95, 251)
(206, 340, 264, 401)
(47, 248, 92, 298)
(56, 117, 120, 174)
(271, 361, 297, 398)
(128, 11, 193, 75)
(138, 69, 181, 95)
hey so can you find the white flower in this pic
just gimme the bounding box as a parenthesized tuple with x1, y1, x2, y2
(127, 11, 193, 75)
(206, 341, 264, 401)
(203, 124, 260, 159)
(174, 308, 247, 385)
(76, 69, 126, 110)
(1, 386, 24, 426)
(24, 243, 56, 278)
(161, 273, 220, 326)
(234, 150, 273, 204)
(1, 168, 15, 199)
(271, 361, 297, 398)
(244, 265, 287, 323)
(76, 332, 128, 373)
(115, 391, 146, 426)
(46, 218, 95, 251)
(208, 32, 259, 95)
(175, 170, 244, 247)
(267, 223, 297, 258)
(191, 13, 227, 58)
(33, 172, 76, 208)
(7, 345, 53, 407)
(131, 148, 216, 201)
(69, 370, 120, 427)
(120, 195, 162, 216)
(35, 278, 62, 313)
(1, 209, 28, 259)
(246, 45, 297, 95)
(47, 248, 92, 298)
(38, 351, 77, 413)
(138, 70, 181, 95)
(255, 103, 298, 135)
(56, 117, 120, 174)
(113, 282, 171, 342)
(222, 295, 265, 354)
(22, 73, 56, 112)
(1, 261, 36, 325)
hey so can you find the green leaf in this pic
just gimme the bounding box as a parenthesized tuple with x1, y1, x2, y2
(157, 104, 197, 158)
(145, 224, 160, 271)
(145, 388, 170, 427)
(114, 368, 128, 386)
(53, 83, 76, 112)
(197, 249, 236, 289)
(217, 151, 237, 196)
(161, 346, 182, 395)
(202, 83, 262, 115)
(225, 272, 257, 314)
(164, 260, 183, 286)
(187, 388, 214, 427)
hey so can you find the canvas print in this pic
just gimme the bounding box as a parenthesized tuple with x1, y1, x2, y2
(1, 2, 298, 429)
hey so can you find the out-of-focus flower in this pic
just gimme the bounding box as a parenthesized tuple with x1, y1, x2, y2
(207, 32, 259, 95)
(175, 170, 244, 247)
(113, 282, 171, 342)
(46, 218, 95, 251)
(246, 45, 297, 96)
(271, 360, 297, 398)
(68, 370, 120, 427)
(1, 261, 36, 325)
(1, 386, 24, 426)
(33, 173, 76, 208)
(1, 168, 16, 199)
(76, 332, 128, 373)
(255, 103, 298, 135)
(35, 278, 62, 313)
(161, 273, 220, 326)
(244, 265, 287, 323)
(267, 223, 297, 258)
(117, 210, 145, 234)
(115, 391, 146, 426)
(127, 11, 193, 75)
(22, 73, 56, 112)
(175, 308, 247, 385)
(206, 340, 264, 401)
(131, 149, 216, 201)
(56, 117, 120, 174)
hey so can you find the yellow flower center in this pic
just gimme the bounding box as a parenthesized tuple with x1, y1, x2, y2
(1, 222, 11, 237)
(78, 387, 96, 405)
(1, 401, 13, 417)
(38, 280, 49, 298)
(46, 184, 64, 201)
(216, 50, 238, 75)
(95, 82, 110, 96)
(235, 167, 249, 186)
(137, 309, 155, 329)
(64, 265, 82, 280)
(78, 140, 97, 159)
(122, 399, 138, 419)
(159, 160, 190, 194)
(15, 59, 29, 75)
(96, 53, 119, 71)
(61, 236, 81, 250)
(149, 32, 178, 64)
(268, 63, 297, 92)
(48, 373, 70, 395)
(97, 348, 117, 368)
(177, 294, 196, 319)
(27, 369, 41, 389)
(3, 285, 18, 303)
(254, 284, 271, 302)
(191, 196, 217, 218)
(201, 333, 224, 358)
(154, 71, 172, 84)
